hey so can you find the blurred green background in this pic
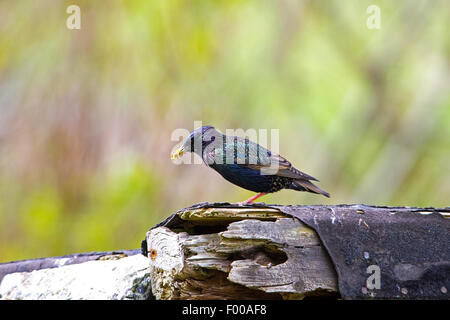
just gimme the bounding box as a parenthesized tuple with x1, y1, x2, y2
(0, 0, 449, 262)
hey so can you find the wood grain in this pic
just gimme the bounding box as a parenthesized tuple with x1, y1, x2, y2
(146, 206, 338, 300)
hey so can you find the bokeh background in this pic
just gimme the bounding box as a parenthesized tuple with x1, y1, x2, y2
(0, 0, 449, 262)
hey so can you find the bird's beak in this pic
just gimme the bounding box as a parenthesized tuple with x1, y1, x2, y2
(170, 146, 184, 160)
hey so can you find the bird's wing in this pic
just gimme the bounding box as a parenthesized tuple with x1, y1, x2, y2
(246, 153, 319, 181)
(219, 135, 318, 181)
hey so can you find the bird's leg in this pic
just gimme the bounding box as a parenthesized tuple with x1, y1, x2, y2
(238, 192, 267, 205)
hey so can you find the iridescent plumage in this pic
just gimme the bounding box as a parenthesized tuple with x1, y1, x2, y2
(171, 126, 330, 203)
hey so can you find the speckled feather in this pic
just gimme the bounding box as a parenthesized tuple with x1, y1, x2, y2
(198, 128, 330, 197)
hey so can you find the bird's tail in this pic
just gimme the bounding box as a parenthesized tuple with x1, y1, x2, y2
(290, 180, 330, 198)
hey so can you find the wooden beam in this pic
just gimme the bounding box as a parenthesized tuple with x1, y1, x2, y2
(146, 206, 338, 300)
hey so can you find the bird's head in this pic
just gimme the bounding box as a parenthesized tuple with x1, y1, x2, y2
(171, 126, 217, 160)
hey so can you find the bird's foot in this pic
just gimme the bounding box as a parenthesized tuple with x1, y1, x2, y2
(237, 192, 267, 205)
(236, 200, 252, 205)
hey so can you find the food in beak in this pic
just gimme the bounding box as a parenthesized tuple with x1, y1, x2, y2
(170, 147, 184, 160)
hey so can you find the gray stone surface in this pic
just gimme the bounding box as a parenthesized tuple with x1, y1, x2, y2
(0, 254, 152, 300)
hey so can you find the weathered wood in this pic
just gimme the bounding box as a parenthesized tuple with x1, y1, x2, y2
(146, 203, 450, 300)
(146, 206, 338, 300)
(1, 204, 446, 300)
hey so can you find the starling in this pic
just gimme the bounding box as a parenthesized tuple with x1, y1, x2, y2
(171, 126, 330, 204)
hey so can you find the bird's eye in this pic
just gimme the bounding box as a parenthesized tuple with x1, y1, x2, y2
(210, 136, 215, 142)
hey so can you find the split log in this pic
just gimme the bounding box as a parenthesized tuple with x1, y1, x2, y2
(146, 205, 339, 300)
(1, 203, 448, 300)
(145, 203, 450, 300)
